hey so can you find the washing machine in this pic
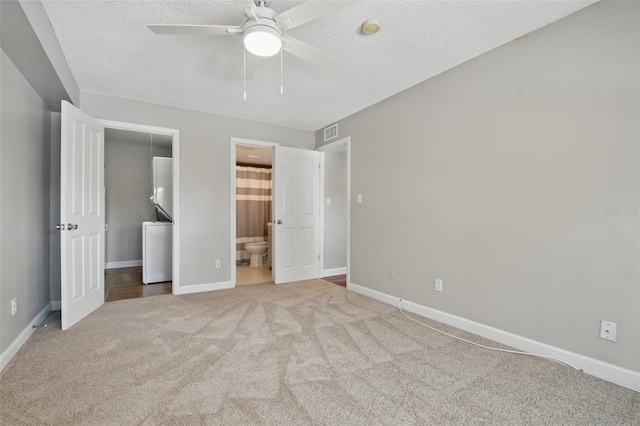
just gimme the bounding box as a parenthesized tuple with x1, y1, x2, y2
(142, 221, 172, 284)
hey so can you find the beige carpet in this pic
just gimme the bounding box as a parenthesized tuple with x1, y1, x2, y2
(1, 280, 638, 425)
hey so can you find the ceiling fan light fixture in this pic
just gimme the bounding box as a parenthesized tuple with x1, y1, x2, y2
(243, 25, 282, 57)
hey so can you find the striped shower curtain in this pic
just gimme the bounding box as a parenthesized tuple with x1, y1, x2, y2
(236, 166, 272, 265)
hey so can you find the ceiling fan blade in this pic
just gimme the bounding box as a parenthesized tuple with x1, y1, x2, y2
(275, 0, 360, 31)
(236, 52, 261, 80)
(233, 0, 263, 20)
(148, 24, 242, 35)
(281, 35, 340, 70)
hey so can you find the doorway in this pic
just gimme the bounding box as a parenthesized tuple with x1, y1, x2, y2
(59, 102, 181, 330)
(318, 137, 350, 288)
(103, 128, 173, 301)
(230, 138, 323, 287)
(98, 120, 180, 300)
(231, 139, 277, 286)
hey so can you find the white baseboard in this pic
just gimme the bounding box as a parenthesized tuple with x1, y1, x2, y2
(51, 300, 61, 311)
(322, 267, 347, 277)
(105, 260, 142, 269)
(0, 303, 51, 373)
(173, 281, 233, 295)
(347, 282, 640, 392)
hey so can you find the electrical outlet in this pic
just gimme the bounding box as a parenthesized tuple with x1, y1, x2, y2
(600, 320, 617, 342)
(435, 279, 443, 292)
(388, 269, 395, 280)
(215, 259, 221, 269)
(357, 194, 363, 204)
(11, 298, 17, 316)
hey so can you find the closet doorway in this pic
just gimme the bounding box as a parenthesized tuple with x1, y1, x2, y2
(232, 139, 276, 286)
(318, 137, 350, 288)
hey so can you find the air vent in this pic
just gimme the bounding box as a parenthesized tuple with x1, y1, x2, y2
(324, 123, 338, 141)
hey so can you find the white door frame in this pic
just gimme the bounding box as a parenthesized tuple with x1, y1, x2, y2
(99, 119, 181, 294)
(317, 137, 351, 286)
(230, 137, 279, 287)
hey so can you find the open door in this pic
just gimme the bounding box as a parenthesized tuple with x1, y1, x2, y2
(60, 101, 105, 330)
(273, 146, 320, 284)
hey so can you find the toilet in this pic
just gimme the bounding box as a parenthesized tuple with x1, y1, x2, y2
(244, 241, 268, 267)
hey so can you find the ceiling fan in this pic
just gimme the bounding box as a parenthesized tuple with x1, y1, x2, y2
(148, 0, 359, 79)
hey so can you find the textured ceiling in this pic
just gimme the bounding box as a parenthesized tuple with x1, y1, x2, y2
(42, 0, 597, 131)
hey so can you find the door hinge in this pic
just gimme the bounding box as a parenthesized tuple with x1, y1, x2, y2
(318, 254, 320, 260)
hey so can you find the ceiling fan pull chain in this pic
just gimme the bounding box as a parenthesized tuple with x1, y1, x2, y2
(280, 48, 283, 95)
(243, 47, 247, 100)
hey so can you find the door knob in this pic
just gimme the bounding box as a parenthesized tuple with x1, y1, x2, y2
(67, 223, 78, 230)
(277, 220, 282, 224)
(55, 224, 65, 231)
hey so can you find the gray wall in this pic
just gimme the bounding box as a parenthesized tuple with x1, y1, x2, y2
(104, 130, 172, 264)
(316, 1, 639, 371)
(49, 113, 61, 304)
(81, 92, 314, 288)
(323, 147, 348, 272)
(0, 50, 52, 353)
(0, 1, 75, 111)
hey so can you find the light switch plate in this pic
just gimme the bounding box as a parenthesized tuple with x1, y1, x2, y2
(435, 279, 443, 292)
(357, 194, 363, 204)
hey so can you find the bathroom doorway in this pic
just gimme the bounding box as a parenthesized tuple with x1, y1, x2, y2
(232, 140, 276, 286)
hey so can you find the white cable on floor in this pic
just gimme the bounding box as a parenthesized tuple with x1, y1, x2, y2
(397, 299, 582, 371)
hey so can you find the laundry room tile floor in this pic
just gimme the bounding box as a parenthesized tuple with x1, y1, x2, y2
(105, 267, 172, 302)
(322, 274, 347, 287)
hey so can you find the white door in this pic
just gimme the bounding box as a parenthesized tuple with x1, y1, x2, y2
(273, 146, 320, 284)
(60, 101, 105, 330)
